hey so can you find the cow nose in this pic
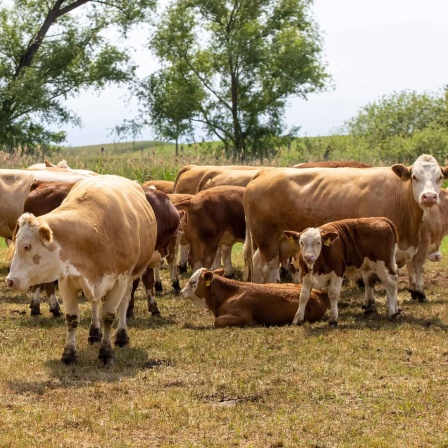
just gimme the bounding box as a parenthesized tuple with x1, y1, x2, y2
(304, 254, 315, 263)
(6, 277, 14, 288)
(421, 193, 438, 206)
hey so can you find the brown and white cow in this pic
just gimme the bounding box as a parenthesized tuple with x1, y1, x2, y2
(6, 175, 157, 365)
(181, 268, 329, 327)
(127, 187, 181, 319)
(244, 154, 448, 289)
(175, 186, 245, 277)
(142, 180, 174, 194)
(284, 217, 400, 326)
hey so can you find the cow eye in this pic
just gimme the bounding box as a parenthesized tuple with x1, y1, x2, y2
(412, 174, 417, 181)
(24, 244, 31, 251)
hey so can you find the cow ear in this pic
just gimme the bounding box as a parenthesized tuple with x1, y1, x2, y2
(391, 164, 411, 180)
(213, 268, 225, 277)
(441, 166, 448, 179)
(11, 221, 20, 243)
(38, 225, 53, 244)
(321, 231, 339, 246)
(284, 230, 301, 243)
(203, 271, 214, 287)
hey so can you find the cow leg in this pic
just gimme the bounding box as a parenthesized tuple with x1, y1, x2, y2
(376, 269, 400, 320)
(59, 278, 80, 365)
(126, 278, 140, 319)
(292, 274, 313, 325)
(189, 241, 202, 272)
(99, 280, 129, 365)
(211, 247, 222, 270)
(406, 260, 427, 302)
(262, 254, 280, 284)
(362, 273, 377, 316)
(201, 240, 219, 271)
(252, 249, 263, 283)
(88, 300, 102, 344)
(29, 285, 42, 316)
(328, 277, 343, 327)
(141, 268, 161, 316)
(178, 243, 190, 273)
(221, 245, 235, 278)
(168, 258, 181, 295)
(115, 282, 132, 348)
(214, 314, 253, 328)
(44, 282, 62, 317)
(154, 264, 163, 292)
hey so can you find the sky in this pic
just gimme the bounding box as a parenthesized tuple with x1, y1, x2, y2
(60, 0, 448, 147)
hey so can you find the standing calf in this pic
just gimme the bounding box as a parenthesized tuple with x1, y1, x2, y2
(284, 217, 400, 326)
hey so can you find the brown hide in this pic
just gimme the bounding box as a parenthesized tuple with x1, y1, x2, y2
(192, 270, 328, 327)
(294, 161, 372, 168)
(24, 181, 76, 216)
(142, 180, 174, 194)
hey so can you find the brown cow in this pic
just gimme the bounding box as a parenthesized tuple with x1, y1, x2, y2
(180, 268, 329, 327)
(284, 217, 400, 326)
(175, 186, 245, 277)
(294, 161, 372, 168)
(142, 180, 174, 194)
(127, 187, 180, 319)
(244, 154, 448, 292)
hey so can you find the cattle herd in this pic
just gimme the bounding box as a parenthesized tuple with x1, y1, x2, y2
(2, 154, 448, 365)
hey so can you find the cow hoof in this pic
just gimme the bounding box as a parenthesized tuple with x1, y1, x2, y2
(364, 307, 378, 317)
(172, 280, 181, 296)
(61, 347, 77, 365)
(388, 309, 402, 322)
(329, 321, 338, 327)
(409, 289, 427, 302)
(29, 304, 41, 316)
(126, 309, 135, 319)
(292, 319, 304, 326)
(155, 281, 163, 292)
(88, 326, 102, 345)
(178, 264, 187, 274)
(50, 305, 62, 318)
(114, 329, 129, 347)
(98, 345, 114, 365)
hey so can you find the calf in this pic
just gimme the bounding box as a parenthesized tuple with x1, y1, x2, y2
(284, 217, 400, 326)
(181, 268, 329, 327)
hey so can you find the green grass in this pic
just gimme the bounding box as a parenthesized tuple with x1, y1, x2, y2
(1, 242, 448, 447)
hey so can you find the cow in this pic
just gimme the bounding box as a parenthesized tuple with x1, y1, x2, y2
(284, 217, 400, 326)
(180, 268, 329, 327)
(173, 165, 261, 194)
(23, 180, 78, 316)
(175, 186, 245, 277)
(406, 188, 448, 300)
(6, 175, 157, 365)
(27, 159, 97, 176)
(142, 180, 174, 194)
(127, 187, 181, 319)
(244, 154, 448, 294)
(294, 161, 372, 168)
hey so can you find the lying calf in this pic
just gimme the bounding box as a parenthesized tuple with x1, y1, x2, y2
(284, 217, 400, 326)
(180, 268, 329, 327)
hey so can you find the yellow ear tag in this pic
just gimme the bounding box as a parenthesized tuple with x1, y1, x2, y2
(205, 280, 211, 286)
(289, 236, 294, 243)
(323, 238, 331, 246)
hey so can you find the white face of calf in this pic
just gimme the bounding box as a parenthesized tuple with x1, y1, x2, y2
(298, 228, 324, 268)
(180, 268, 208, 309)
(393, 154, 448, 209)
(6, 214, 63, 292)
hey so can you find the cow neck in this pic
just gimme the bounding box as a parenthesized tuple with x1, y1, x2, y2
(204, 276, 242, 315)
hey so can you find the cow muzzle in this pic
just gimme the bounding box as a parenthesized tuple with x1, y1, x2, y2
(427, 251, 442, 262)
(303, 254, 316, 264)
(5, 276, 24, 292)
(420, 193, 438, 207)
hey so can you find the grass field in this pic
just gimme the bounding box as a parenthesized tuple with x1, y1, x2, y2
(1, 238, 448, 447)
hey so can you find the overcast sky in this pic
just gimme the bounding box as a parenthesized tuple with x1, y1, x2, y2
(60, 0, 448, 147)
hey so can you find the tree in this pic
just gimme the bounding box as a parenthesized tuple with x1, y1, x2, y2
(343, 89, 448, 163)
(0, 0, 155, 153)
(149, 0, 329, 161)
(116, 67, 204, 155)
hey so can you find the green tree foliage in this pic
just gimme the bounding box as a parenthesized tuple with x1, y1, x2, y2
(343, 89, 448, 163)
(149, 0, 329, 161)
(116, 67, 204, 156)
(0, 0, 155, 153)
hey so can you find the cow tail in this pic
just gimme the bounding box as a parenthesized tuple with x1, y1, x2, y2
(243, 219, 254, 282)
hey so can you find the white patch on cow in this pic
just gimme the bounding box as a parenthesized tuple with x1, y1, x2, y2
(299, 228, 322, 269)
(310, 272, 334, 289)
(180, 268, 208, 309)
(411, 154, 444, 210)
(396, 245, 417, 264)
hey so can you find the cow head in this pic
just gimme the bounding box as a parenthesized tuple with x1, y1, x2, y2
(284, 228, 339, 268)
(180, 268, 225, 308)
(392, 154, 448, 210)
(6, 213, 62, 292)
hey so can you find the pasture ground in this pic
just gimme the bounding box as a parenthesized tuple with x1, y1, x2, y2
(1, 241, 448, 447)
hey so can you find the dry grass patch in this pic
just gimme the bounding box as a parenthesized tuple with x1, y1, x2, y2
(1, 244, 448, 447)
